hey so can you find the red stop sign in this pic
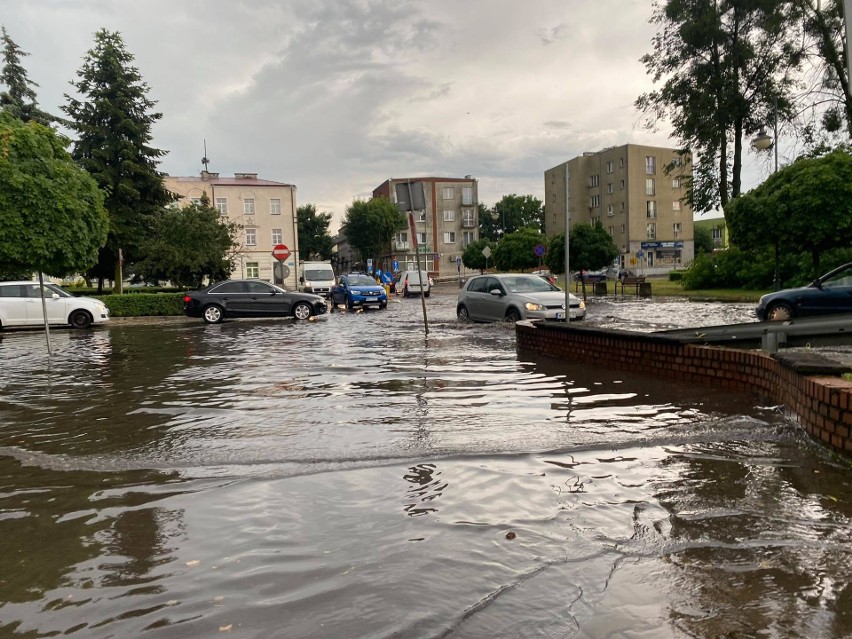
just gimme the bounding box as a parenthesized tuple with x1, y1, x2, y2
(272, 244, 291, 260)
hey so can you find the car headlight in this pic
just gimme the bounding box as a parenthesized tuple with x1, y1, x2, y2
(578, 300, 586, 309)
(524, 302, 544, 311)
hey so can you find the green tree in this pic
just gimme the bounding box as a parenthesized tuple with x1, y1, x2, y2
(461, 238, 495, 272)
(0, 112, 107, 276)
(297, 204, 335, 260)
(493, 227, 545, 271)
(62, 29, 174, 292)
(342, 197, 406, 267)
(477, 202, 500, 241)
(0, 26, 57, 126)
(493, 194, 545, 235)
(693, 224, 716, 256)
(726, 149, 852, 275)
(132, 194, 239, 289)
(545, 224, 619, 276)
(636, 1, 802, 213)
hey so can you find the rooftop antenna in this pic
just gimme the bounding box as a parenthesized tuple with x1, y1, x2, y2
(201, 139, 210, 171)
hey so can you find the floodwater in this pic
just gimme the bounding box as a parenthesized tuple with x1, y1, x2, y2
(0, 286, 850, 639)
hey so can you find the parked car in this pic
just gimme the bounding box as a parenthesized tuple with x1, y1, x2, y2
(572, 269, 608, 284)
(331, 273, 388, 310)
(398, 270, 431, 298)
(0, 281, 110, 329)
(183, 279, 327, 324)
(532, 270, 558, 286)
(457, 273, 586, 323)
(756, 262, 852, 321)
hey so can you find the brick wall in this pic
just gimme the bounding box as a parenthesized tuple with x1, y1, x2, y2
(516, 321, 852, 458)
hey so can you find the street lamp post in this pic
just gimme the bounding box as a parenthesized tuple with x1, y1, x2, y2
(751, 99, 780, 291)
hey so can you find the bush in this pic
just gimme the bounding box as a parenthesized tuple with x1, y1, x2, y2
(94, 292, 184, 317)
(668, 270, 685, 282)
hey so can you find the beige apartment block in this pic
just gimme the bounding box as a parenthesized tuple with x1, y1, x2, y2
(164, 171, 299, 289)
(544, 144, 693, 275)
(372, 176, 479, 279)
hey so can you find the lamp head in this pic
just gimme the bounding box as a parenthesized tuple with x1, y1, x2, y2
(752, 128, 773, 151)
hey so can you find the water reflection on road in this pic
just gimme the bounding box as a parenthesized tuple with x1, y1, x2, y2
(0, 287, 849, 638)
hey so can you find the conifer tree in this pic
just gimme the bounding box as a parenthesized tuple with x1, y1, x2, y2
(0, 25, 56, 126)
(62, 29, 173, 292)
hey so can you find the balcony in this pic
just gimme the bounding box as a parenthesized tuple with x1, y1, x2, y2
(395, 241, 409, 251)
(461, 219, 476, 228)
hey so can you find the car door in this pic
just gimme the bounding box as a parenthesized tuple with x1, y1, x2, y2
(24, 283, 68, 325)
(808, 265, 852, 315)
(479, 277, 508, 321)
(209, 281, 249, 315)
(0, 284, 29, 326)
(331, 276, 348, 305)
(244, 281, 289, 316)
(464, 276, 497, 321)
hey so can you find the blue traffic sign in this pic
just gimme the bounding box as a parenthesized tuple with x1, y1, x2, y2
(534, 244, 546, 257)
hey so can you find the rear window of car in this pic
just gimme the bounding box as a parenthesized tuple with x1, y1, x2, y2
(466, 277, 488, 293)
(212, 281, 247, 294)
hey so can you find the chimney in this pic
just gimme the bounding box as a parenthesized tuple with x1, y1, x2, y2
(235, 172, 258, 179)
(201, 170, 219, 180)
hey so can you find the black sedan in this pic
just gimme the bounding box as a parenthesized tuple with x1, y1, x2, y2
(756, 262, 852, 321)
(183, 279, 327, 324)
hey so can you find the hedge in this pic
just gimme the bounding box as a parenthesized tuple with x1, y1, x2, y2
(94, 292, 185, 317)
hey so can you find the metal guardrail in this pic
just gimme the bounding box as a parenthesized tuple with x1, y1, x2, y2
(654, 313, 852, 353)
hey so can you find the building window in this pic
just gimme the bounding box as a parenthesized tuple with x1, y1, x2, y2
(592, 215, 601, 225)
(619, 158, 624, 168)
(190, 197, 202, 206)
(645, 178, 655, 196)
(645, 156, 656, 175)
(672, 177, 681, 188)
(462, 186, 473, 205)
(607, 226, 614, 236)
(620, 224, 626, 233)
(712, 228, 723, 240)
(270, 198, 281, 215)
(462, 231, 475, 247)
(590, 194, 601, 208)
(647, 223, 656, 239)
(397, 231, 408, 243)
(590, 174, 600, 187)
(462, 209, 475, 226)
(673, 200, 681, 212)
(443, 231, 456, 243)
(415, 211, 426, 222)
(245, 262, 259, 278)
(646, 201, 657, 218)
(607, 183, 614, 194)
(443, 187, 454, 200)
(443, 209, 455, 222)
(620, 202, 625, 211)
(244, 198, 255, 215)
(215, 197, 228, 214)
(673, 222, 682, 238)
(606, 161, 614, 174)
(620, 179, 625, 190)
(245, 228, 257, 245)
(416, 232, 427, 245)
(272, 228, 283, 244)
(607, 204, 614, 216)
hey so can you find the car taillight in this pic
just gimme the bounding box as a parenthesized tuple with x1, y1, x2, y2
(182, 295, 192, 303)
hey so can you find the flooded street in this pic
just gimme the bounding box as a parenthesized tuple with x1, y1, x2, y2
(1, 285, 850, 638)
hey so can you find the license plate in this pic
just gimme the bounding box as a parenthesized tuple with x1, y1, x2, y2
(365, 297, 377, 302)
(555, 312, 564, 320)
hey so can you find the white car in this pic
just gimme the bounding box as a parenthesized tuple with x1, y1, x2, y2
(457, 273, 586, 323)
(0, 281, 110, 329)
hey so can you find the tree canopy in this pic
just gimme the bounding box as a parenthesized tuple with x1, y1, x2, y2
(461, 238, 495, 272)
(62, 29, 173, 291)
(342, 197, 407, 268)
(132, 195, 239, 289)
(0, 112, 107, 277)
(544, 223, 619, 275)
(725, 149, 852, 273)
(0, 26, 58, 126)
(493, 227, 546, 272)
(297, 204, 335, 261)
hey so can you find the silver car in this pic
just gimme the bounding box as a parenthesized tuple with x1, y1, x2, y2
(457, 273, 586, 323)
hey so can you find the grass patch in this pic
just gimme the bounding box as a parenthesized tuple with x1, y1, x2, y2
(642, 278, 767, 302)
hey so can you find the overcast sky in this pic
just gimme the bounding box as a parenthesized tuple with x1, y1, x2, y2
(4, 0, 753, 229)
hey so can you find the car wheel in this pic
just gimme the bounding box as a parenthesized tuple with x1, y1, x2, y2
(292, 302, 313, 320)
(403, 287, 409, 298)
(69, 310, 92, 329)
(457, 304, 471, 321)
(505, 308, 522, 323)
(202, 304, 224, 324)
(425, 292, 430, 298)
(766, 302, 794, 321)
(379, 302, 387, 309)
(346, 296, 354, 310)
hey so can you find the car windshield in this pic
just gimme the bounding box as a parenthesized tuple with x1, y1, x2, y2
(500, 276, 557, 293)
(348, 275, 377, 286)
(44, 284, 71, 298)
(822, 265, 852, 288)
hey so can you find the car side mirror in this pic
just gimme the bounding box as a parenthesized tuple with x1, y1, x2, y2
(489, 289, 502, 296)
(52, 293, 60, 299)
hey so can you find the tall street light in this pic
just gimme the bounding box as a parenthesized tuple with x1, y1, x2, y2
(751, 99, 780, 291)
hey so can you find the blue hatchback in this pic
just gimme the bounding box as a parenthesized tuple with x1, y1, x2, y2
(331, 273, 388, 310)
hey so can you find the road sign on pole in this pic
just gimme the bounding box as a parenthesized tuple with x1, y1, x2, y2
(272, 244, 291, 261)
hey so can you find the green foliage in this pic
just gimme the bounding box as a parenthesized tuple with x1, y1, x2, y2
(0, 112, 107, 277)
(95, 292, 184, 317)
(343, 197, 407, 266)
(669, 270, 685, 282)
(132, 195, 239, 289)
(636, 1, 801, 212)
(461, 238, 495, 272)
(492, 194, 545, 235)
(493, 227, 545, 271)
(62, 29, 174, 289)
(726, 150, 852, 274)
(297, 204, 334, 260)
(0, 26, 58, 126)
(693, 224, 716, 256)
(544, 224, 619, 274)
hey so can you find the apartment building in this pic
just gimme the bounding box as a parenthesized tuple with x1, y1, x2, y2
(372, 176, 479, 278)
(164, 171, 299, 288)
(544, 144, 693, 275)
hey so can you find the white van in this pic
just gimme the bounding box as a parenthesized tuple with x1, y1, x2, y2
(299, 261, 336, 298)
(398, 270, 431, 298)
